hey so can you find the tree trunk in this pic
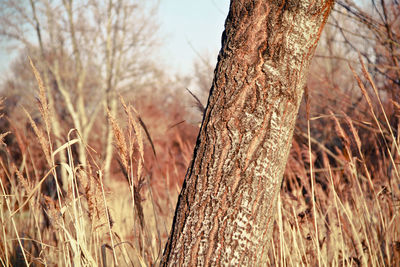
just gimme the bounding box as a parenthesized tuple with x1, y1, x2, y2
(161, 0, 334, 266)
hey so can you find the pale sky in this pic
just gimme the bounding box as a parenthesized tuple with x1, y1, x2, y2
(159, 0, 230, 75)
(0, 1, 230, 79)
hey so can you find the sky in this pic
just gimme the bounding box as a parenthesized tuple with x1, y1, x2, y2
(0, 1, 230, 79)
(158, 0, 230, 75)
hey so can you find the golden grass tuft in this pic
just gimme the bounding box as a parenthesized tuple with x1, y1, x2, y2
(107, 108, 129, 172)
(29, 58, 51, 136)
(23, 108, 52, 166)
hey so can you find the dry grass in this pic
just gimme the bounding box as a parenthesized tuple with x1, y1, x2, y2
(0, 59, 197, 266)
(272, 59, 400, 266)
(0, 58, 399, 267)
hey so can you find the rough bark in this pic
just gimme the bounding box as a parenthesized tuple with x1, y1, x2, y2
(162, 0, 334, 266)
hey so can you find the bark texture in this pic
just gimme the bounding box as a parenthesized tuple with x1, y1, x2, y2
(162, 0, 334, 266)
